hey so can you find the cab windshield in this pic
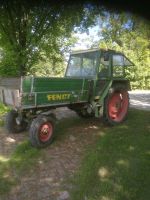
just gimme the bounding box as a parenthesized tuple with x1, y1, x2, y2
(66, 51, 98, 78)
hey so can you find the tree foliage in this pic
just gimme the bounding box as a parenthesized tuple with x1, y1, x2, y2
(97, 12, 150, 89)
(0, 2, 149, 89)
(0, 1, 97, 76)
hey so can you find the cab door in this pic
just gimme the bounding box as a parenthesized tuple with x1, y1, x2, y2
(95, 52, 112, 97)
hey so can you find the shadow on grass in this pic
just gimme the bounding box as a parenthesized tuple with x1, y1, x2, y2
(53, 114, 105, 145)
(0, 141, 41, 196)
(0, 115, 99, 196)
(0, 113, 100, 196)
(70, 109, 150, 200)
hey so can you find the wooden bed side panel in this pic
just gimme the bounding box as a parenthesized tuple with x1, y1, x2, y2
(0, 77, 21, 89)
(0, 87, 20, 107)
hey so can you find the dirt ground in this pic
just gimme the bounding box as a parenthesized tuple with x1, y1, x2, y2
(0, 108, 101, 200)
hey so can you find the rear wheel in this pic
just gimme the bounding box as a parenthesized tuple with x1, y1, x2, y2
(29, 115, 55, 148)
(103, 85, 129, 125)
(5, 110, 27, 133)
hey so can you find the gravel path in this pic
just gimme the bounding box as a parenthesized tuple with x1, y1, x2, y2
(129, 90, 150, 111)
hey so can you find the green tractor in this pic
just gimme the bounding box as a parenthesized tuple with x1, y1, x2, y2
(0, 48, 134, 148)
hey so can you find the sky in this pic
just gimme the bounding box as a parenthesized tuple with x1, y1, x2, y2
(71, 25, 101, 51)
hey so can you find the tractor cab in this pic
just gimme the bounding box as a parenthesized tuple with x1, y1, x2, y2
(65, 48, 134, 79)
(99, 50, 134, 78)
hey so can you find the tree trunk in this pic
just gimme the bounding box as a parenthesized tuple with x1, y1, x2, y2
(19, 64, 27, 76)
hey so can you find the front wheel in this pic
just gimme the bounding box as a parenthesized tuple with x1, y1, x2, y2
(29, 115, 55, 148)
(103, 86, 129, 125)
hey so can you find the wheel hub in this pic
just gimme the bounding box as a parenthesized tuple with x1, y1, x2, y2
(39, 123, 53, 142)
(42, 128, 49, 134)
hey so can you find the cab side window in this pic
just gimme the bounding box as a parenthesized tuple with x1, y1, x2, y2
(113, 55, 125, 77)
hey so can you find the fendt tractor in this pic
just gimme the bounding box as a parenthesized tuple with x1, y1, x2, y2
(0, 48, 134, 148)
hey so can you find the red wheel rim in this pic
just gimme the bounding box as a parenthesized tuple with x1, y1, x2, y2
(108, 91, 129, 122)
(39, 122, 53, 142)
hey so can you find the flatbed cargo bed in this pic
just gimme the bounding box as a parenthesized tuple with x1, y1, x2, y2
(0, 76, 90, 110)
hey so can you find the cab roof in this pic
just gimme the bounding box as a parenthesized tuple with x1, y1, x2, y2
(70, 48, 134, 66)
(70, 48, 122, 55)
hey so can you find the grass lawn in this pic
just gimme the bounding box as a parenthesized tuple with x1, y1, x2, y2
(0, 105, 150, 199)
(70, 109, 150, 200)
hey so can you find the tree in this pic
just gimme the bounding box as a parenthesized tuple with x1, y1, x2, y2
(0, 1, 97, 76)
(96, 12, 150, 89)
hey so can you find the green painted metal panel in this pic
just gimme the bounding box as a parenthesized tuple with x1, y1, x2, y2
(21, 77, 91, 108)
(22, 76, 32, 93)
(32, 77, 88, 92)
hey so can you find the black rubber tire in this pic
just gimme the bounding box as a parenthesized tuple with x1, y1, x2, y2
(5, 110, 27, 133)
(29, 115, 55, 148)
(103, 84, 129, 126)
